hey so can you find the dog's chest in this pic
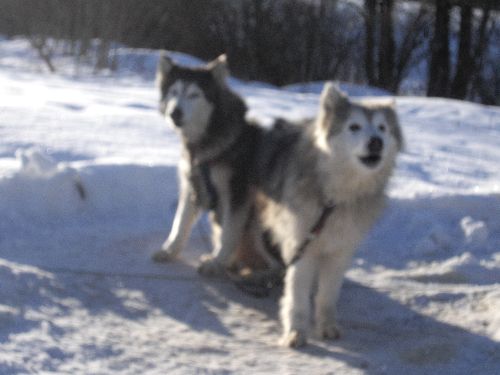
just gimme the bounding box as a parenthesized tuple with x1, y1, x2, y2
(189, 164, 218, 210)
(208, 164, 232, 196)
(190, 163, 232, 209)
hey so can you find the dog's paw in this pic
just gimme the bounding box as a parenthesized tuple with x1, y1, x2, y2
(197, 255, 226, 278)
(280, 330, 307, 348)
(317, 322, 342, 340)
(151, 249, 176, 263)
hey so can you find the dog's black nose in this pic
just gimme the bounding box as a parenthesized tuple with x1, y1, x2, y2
(170, 107, 183, 126)
(368, 136, 383, 154)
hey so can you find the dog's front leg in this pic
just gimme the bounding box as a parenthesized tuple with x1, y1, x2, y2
(280, 253, 318, 348)
(197, 204, 249, 277)
(153, 184, 200, 263)
(314, 249, 354, 340)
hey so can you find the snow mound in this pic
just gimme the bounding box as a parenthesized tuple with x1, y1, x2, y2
(284, 81, 391, 97)
(405, 253, 500, 285)
(0, 149, 85, 221)
(461, 216, 489, 246)
(0, 149, 178, 229)
(16, 148, 59, 176)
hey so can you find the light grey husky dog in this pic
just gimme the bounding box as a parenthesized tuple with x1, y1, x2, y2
(253, 83, 403, 347)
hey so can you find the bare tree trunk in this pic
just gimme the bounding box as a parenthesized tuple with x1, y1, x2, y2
(472, 6, 491, 64)
(470, 6, 494, 104)
(450, 5, 473, 99)
(378, 0, 395, 91)
(364, 0, 377, 86)
(427, 0, 451, 97)
(394, 5, 430, 91)
(30, 37, 57, 73)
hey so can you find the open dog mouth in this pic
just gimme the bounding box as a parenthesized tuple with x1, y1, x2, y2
(359, 154, 382, 168)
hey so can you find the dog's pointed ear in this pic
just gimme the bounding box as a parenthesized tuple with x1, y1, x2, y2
(156, 51, 173, 86)
(315, 82, 351, 140)
(158, 51, 173, 74)
(208, 54, 229, 86)
(321, 81, 349, 111)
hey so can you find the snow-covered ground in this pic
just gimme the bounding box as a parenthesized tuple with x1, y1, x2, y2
(0, 38, 499, 374)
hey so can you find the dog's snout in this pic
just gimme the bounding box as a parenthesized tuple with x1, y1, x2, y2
(368, 136, 383, 154)
(170, 106, 183, 126)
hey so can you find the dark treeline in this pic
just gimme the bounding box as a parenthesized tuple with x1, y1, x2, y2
(0, 0, 498, 104)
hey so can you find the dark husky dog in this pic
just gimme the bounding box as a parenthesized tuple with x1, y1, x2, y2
(152, 53, 277, 275)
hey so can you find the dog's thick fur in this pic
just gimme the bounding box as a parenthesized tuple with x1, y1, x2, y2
(152, 53, 275, 274)
(253, 83, 403, 347)
(152, 53, 402, 347)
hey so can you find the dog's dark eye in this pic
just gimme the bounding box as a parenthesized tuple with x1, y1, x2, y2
(188, 92, 201, 99)
(378, 124, 386, 132)
(349, 123, 361, 132)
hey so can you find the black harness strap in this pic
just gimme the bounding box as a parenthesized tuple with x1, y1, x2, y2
(287, 201, 336, 266)
(187, 128, 246, 212)
(199, 162, 218, 210)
